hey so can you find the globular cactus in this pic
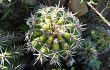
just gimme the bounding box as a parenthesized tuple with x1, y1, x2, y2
(90, 26, 110, 53)
(26, 5, 82, 68)
(77, 39, 101, 70)
(0, 29, 24, 70)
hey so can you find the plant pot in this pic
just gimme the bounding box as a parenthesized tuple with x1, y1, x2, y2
(68, 0, 88, 17)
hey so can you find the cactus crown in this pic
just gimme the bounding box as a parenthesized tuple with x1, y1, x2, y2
(26, 5, 82, 67)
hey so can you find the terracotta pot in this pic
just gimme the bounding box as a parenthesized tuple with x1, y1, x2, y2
(68, 0, 88, 17)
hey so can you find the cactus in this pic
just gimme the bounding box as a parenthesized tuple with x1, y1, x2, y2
(76, 39, 101, 70)
(90, 26, 110, 53)
(26, 5, 82, 68)
(0, 29, 24, 70)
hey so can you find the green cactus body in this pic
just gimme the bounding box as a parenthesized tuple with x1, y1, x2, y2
(26, 6, 82, 66)
(40, 45, 49, 54)
(31, 30, 43, 40)
(52, 39, 60, 51)
(31, 40, 41, 49)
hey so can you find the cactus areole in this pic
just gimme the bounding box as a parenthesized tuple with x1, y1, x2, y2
(26, 6, 82, 66)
